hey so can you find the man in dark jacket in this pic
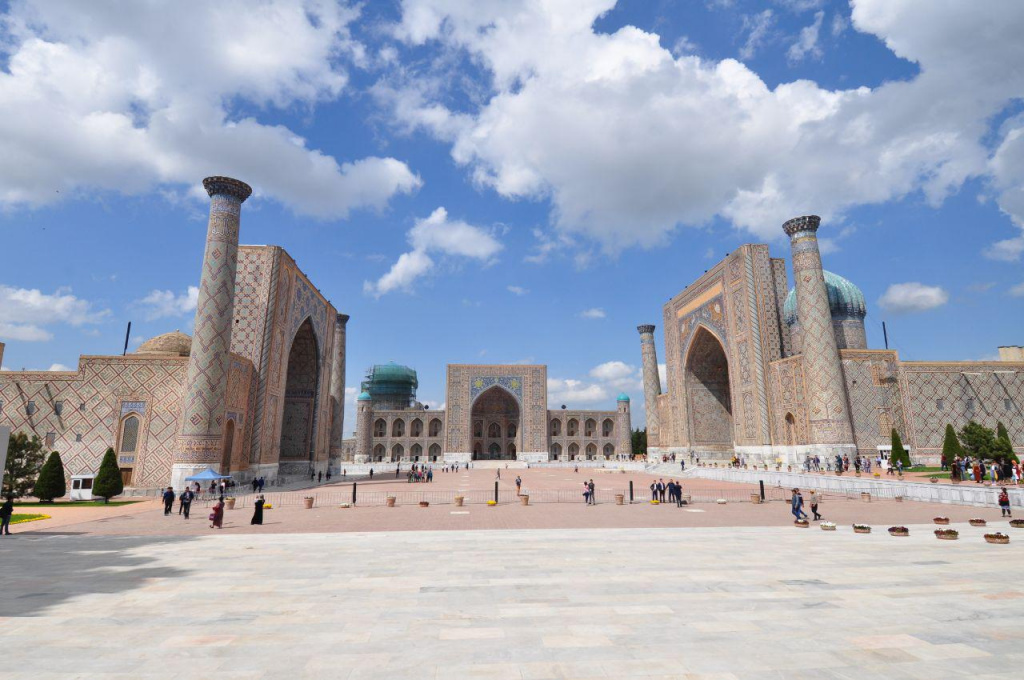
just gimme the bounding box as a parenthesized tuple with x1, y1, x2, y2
(162, 487, 175, 515)
(0, 496, 14, 535)
(179, 488, 194, 520)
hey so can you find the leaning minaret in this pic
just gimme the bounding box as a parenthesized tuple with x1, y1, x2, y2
(637, 325, 662, 449)
(782, 216, 855, 457)
(328, 313, 350, 471)
(171, 176, 252, 489)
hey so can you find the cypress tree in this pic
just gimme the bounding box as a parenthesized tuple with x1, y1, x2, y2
(891, 429, 910, 469)
(940, 424, 962, 468)
(32, 451, 67, 502)
(995, 421, 1018, 463)
(92, 447, 123, 504)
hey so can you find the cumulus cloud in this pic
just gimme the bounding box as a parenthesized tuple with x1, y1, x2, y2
(787, 11, 824, 63)
(383, 0, 1024, 255)
(878, 282, 949, 314)
(739, 10, 776, 60)
(364, 207, 502, 297)
(549, 359, 643, 408)
(507, 285, 529, 296)
(579, 308, 606, 319)
(134, 286, 199, 321)
(0, 284, 109, 342)
(47, 363, 73, 372)
(0, 0, 420, 217)
(547, 377, 609, 405)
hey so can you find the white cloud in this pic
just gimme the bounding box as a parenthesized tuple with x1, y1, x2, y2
(0, 284, 109, 342)
(831, 13, 849, 37)
(740, 10, 776, 61)
(589, 361, 635, 382)
(507, 285, 529, 296)
(364, 207, 502, 297)
(1010, 282, 1024, 297)
(384, 0, 1024, 254)
(0, 0, 420, 217)
(579, 307, 606, 319)
(47, 363, 73, 372)
(134, 286, 199, 321)
(547, 377, 609, 405)
(658, 363, 667, 387)
(671, 35, 698, 56)
(787, 11, 824, 63)
(984, 236, 1024, 262)
(878, 282, 949, 314)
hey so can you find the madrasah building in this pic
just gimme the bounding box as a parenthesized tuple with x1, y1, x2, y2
(0, 177, 1020, 488)
(637, 215, 1024, 466)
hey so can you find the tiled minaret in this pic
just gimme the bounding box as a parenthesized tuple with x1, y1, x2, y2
(616, 393, 632, 458)
(354, 391, 373, 464)
(637, 325, 662, 450)
(170, 176, 252, 489)
(783, 216, 856, 457)
(328, 313, 350, 471)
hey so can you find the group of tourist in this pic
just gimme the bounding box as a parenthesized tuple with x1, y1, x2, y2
(949, 457, 1021, 484)
(582, 479, 596, 504)
(800, 454, 897, 475)
(250, 477, 267, 493)
(310, 470, 333, 483)
(405, 465, 434, 483)
(790, 488, 823, 521)
(649, 478, 688, 506)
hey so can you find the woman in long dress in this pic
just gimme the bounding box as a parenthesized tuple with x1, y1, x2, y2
(251, 495, 264, 525)
(210, 497, 224, 529)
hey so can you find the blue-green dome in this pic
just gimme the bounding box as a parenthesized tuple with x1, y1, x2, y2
(783, 271, 866, 326)
(357, 391, 372, 401)
(617, 392, 630, 402)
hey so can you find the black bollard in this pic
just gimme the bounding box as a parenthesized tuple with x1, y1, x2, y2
(629, 480, 634, 504)
(759, 480, 765, 502)
(494, 480, 499, 504)
(352, 481, 357, 505)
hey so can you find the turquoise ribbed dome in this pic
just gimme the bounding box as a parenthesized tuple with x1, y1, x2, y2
(783, 271, 866, 326)
(617, 392, 630, 402)
(357, 391, 372, 401)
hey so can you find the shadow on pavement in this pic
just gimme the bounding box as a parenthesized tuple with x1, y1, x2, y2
(0, 533, 196, 617)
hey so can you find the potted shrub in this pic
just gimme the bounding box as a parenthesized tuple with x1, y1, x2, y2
(338, 502, 351, 509)
(969, 518, 987, 527)
(650, 499, 660, 505)
(487, 500, 497, 506)
(794, 518, 809, 528)
(680, 493, 691, 504)
(454, 495, 465, 507)
(835, 470, 843, 476)
(894, 495, 903, 503)
(1009, 519, 1024, 528)
(934, 528, 959, 541)
(303, 496, 315, 509)
(716, 498, 727, 504)
(853, 524, 871, 534)
(888, 526, 910, 537)
(861, 492, 871, 503)
(820, 521, 837, 531)
(615, 493, 624, 505)
(985, 532, 1010, 544)
(419, 500, 430, 508)
(750, 492, 761, 504)
(520, 494, 530, 506)
(225, 497, 236, 510)
(386, 496, 396, 507)
(929, 476, 939, 484)
(933, 516, 950, 525)
(873, 472, 881, 478)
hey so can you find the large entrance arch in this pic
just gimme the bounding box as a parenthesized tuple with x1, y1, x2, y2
(471, 386, 519, 460)
(280, 318, 320, 466)
(685, 326, 733, 445)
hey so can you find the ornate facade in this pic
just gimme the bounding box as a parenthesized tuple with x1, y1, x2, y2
(352, 364, 632, 464)
(0, 177, 347, 489)
(640, 216, 1024, 465)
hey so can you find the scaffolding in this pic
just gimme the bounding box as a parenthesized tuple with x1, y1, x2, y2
(360, 362, 418, 409)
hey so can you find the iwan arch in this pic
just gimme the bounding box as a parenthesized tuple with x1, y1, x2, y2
(639, 215, 1024, 466)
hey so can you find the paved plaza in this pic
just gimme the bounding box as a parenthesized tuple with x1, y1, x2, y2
(3, 523, 1023, 680)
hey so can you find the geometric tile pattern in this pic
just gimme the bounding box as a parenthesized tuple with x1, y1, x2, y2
(446, 365, 548, 456)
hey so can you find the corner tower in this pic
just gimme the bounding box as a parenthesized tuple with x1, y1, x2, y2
(328, 313, 350, 471)
(782, 216, 855, 457)
(616, 393, 632, 458)
(637, 325, 662, 448)
(171, 176, 251, 489)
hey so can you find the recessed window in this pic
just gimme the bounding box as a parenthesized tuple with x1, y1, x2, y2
(75, 433, 83, 443)
(45, 432, 56, 448)
(1006, 399, 1014, 412)
(966, 398, 975, 411)
(936, 399, 945, 411)
(0, 400, 4, 415)
(55, 400, 64, 415)
(27, 401, 36, 416)
(79, 402, 86, 411)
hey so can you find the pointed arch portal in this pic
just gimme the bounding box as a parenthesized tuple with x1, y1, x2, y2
(471, 386, 519, 460)
(685, 326, 733, 445)
(280, 318, 320, 463)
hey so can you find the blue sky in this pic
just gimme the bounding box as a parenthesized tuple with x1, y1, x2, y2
(1, 0, 1022, 431)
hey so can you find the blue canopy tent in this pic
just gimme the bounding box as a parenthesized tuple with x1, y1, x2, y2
(184, 467, 232, 481)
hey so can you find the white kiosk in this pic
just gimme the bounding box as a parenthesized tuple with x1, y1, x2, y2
(70, 474, 96, 501)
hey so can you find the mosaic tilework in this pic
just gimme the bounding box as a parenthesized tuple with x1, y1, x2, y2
(637, 325, 663, 447)
(685, 327, 733, 445)
(446, 365, 547, 455)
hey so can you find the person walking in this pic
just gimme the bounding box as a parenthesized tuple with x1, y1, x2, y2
(0, 495, 13, 536)
(369, 468, 374, 479)
(162, 487, 175, 516)
(318, 471, 323, 483)
(588, 479, 596, 505)
(179, 488, 194, 520)
(251, 495, 265, 525)
(209, 497, 225, 529)
(809, 490, 822, 521)
(998, 487, 1012, 517)
(251, 478, 259, 493)
(326, 470, 332, 482)
(582, 481, 591, 505)
(791, 488, 808, 521)
(515, 475, 522, 496)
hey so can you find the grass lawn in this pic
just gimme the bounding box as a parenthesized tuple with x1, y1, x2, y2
(11, 513, 50, 524)
(913, 466, 947, 472)
(12, 500, 142, 508)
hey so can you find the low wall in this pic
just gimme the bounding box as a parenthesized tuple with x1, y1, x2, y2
(687, 467, 1023, 508)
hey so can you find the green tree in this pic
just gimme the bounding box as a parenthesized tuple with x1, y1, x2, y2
(631, 428, 647, 456)
(92, 448, 123, 503)
(32, 451, 67, 502)
(3, 432, 46, 498)
(940, 424, 963, 468)
(958, 421, 1000, 461)
(890, 429, 911, 469)
(996, 422, 1018, 462)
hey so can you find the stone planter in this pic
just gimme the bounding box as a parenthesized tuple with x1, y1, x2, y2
(895, 496, 903, 503)
(856, 472, 862, 478)
(794, 519, 809, 528)
(520, 495, 529, 506)
(386, 496, 396, 508)
(888, 527, 910, 537)
(861, 492, 871, 503)
(787, 466, 792, 472)
(853, 526, 871, 534)
(930, 478, 938, 484)
(933, 517, 950, 525)
(951, 479, 961, 485)
(750, 493, 761, 504)
(935, 530, 959, 540)
(225, 498, 236, 510)
(1009, 519, 1024, 528)
(985, 533, 1010, 544)
(681, 494, 691, 505)
(820, 523, 837, 531)
(454, 495, 464, 507)
(419, 501, 430, 508)
(835, 471, 843, 476)
(969, 519, 987, 527)
(303, 497, 314, 510)
(615, 494, 624, 505)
